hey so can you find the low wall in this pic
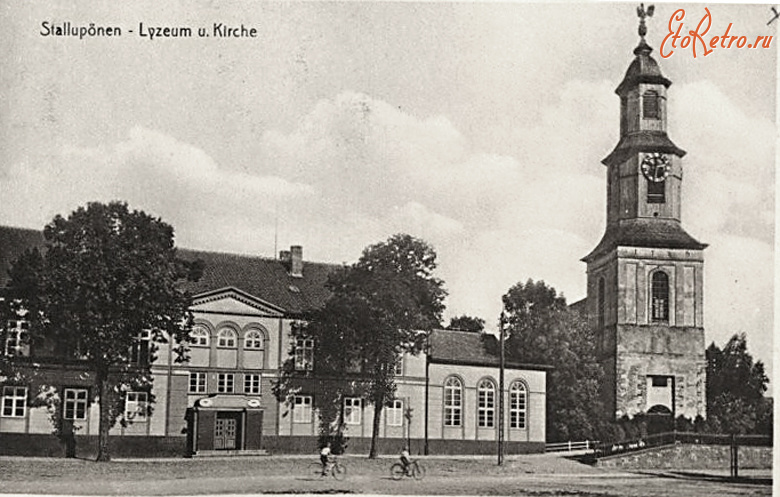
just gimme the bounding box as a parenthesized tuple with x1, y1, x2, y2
(0, 433, 187, 458)
(597, 443, 772, 470)
(261, 435, 544, 456)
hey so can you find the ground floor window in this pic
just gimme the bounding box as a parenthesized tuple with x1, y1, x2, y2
(63, 388, 88, 420)
(510, 381, 527, 429)
(1, 386, 27, 417)
(386, 399, 403, 427)
(244, 374, 261, 394)
(189, 372, 207, 393)
(293, 395, 312, 423)
(478, 379, 496, 428)
(444, 376, 462, 427)
(125, 392, 148, 421)
(344, 397, 362, 425)
(217, 373, 235, 393)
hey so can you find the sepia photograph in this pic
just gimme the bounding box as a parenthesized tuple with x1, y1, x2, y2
(0, 2, 774, 496)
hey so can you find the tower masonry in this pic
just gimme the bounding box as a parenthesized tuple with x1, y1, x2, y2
(582, 9, 707, 422)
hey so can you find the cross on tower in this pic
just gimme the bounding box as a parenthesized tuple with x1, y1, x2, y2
(637, 3, 655, 38)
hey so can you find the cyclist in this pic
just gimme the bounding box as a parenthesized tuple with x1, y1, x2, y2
(400, 447, 412, 475)
(320, 442, 332, 476)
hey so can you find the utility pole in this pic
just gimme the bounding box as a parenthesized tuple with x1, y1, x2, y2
(498, 312, 506, 466)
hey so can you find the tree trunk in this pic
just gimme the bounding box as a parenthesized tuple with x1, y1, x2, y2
(369, 391, 384, 459)
(95, 372, 112, 462)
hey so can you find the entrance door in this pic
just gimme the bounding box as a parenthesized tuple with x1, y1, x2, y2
(215, 413, 239, 449)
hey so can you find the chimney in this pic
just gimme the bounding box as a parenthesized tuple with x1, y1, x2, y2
(290, 245, 303, 277)
(279, 250, 291, 263)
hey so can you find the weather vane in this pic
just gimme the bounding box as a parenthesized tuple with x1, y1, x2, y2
(637, 3, 655, 38)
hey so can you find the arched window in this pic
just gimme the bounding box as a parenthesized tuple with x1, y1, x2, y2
(651, 271, 670, 322)
(217, 328, 237, 348)
(597, 278, 606, 329)
(191, 327, 210, 347)
(244, 330, 264, 350)
(443, 377, 462, 427)
(477, 379, 496, 428)
(509, 381, 527, 429)
(643, 90, 659, 119)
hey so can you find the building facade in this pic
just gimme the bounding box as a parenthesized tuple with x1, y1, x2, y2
(0, 226, 546, 456)
(581, 20, 707, 422)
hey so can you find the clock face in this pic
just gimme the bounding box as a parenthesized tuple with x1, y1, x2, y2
(641, 153, 670, 183)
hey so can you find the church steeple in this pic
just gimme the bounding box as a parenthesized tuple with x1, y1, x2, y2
(582, 5, 707, 423)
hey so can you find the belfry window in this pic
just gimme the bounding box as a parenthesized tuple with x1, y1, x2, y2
(647, 179, 665, 204)
(643, 90, 659, 119)
(651, 271, 669, 322)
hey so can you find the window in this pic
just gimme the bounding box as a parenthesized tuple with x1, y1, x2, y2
(63, 388, 88, 420)
(191, 327, 210, 347)
(651, 271, 670, 322)
(510, 382, 527, 429)
(652, 376, 669, 387)
(344, 397, 362, 425)
(444, 377, 462, 427)
(647, 179, 665, 204)
(393, 357, 403, 376)
(386, 399, 403, 427)
(293, 395, 312, 423)
(643, 90, 660, 119)
(131, 330, 151, 365)
(597, 278, 606, 329)
(244, 330, 264, 350)
(125, 392, 148, 421)
(217, 373, 235, 393)
(244, 374, 261, 395)
(217, 328, 237, 348)
(4, 320, 29, 356)
(478, 379, 496, 428)
(189, 372, 206, 393)
(1, 386, 27, 417)
(294, 338, 314, 371)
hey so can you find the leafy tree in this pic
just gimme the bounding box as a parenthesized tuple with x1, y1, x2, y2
(705, 333, 770, 435)
(501, 279, 606, 442)
(0, 202, 202, 461)
(446, 315, 485, 333)
(273, 234, 446, 458)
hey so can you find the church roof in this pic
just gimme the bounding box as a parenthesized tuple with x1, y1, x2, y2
(602, 130, 686, 166)
(427, 329, 551, 371)
(582, 218, 707, 263)
(615, 40, 671, 96)
(0, 225, 338, 315)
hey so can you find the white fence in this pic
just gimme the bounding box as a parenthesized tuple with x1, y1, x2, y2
(544, 440, 597, 453)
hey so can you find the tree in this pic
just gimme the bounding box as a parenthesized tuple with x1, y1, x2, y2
(1, 202, 202, 461)
(705, 333, 770, 435)
(273, 234, 446, 458)
(446, 315, 485, 333)
(501, 279, 606, 442)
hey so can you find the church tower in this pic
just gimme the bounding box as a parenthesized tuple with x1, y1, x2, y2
(582, 6, 707, 422)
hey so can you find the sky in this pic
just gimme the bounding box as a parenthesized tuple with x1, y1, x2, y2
(0, 2, 775, 381)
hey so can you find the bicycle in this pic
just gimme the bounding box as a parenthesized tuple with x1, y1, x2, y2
(390, 460, 425, 480)
(306, 457, 347, 481)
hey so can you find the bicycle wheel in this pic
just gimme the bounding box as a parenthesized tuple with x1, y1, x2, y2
(411, 461, 425, 480)
(390, 463, 405, 480)
(332, 462, 347, 481)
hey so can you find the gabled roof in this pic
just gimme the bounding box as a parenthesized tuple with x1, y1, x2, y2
(427, 329, 551, 371)
(582, 218, 707, 263)
(179, 249, 338, 316)
(0, 225, 338, 316)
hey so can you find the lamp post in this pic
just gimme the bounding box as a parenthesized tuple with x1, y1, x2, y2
(498, 312, 506, 466)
